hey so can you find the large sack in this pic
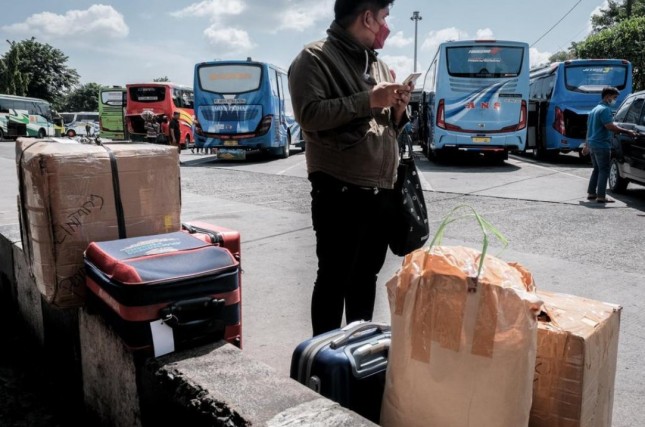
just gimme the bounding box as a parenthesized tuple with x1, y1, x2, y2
(16, 138, 181, 308)
(381, 240, 542, 426)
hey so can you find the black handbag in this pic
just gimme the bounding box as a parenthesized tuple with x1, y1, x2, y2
(389, 133, 430, 256)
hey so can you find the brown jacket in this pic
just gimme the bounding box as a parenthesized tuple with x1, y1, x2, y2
(288, 21, 405, 189)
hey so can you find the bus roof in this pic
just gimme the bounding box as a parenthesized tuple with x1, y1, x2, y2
(0, 93, 50, 103)
(439, 39, 529, 47)
(195, 59, 287, 74)
(530, 59, 632, 77)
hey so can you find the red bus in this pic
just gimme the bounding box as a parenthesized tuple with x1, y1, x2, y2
(125, 82, 194, 149)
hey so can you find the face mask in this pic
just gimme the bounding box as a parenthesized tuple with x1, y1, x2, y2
(609, 98, 617, 106)
(371, 20, 390, 50)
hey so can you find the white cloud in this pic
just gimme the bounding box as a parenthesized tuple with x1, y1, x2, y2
(475, 28, 495, 40)
(420, 27, 468, 54)
(277, 0, 333, 32)
(1, 4, 129, 40)
(170, 0, 246, 20)
(204, 25, 256, 53)
(380, 55, 416, 84)
(530, 47, 552, 68)
(387, 31, 413, 49)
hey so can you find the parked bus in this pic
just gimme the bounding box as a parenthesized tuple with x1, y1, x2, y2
(0, 94, 55, 139)
(421, 40, 530, 162)
(527, 59, 633, 158)
(192, 58, 293, 160)
(98, 86, 126, 140)
(125, 82, 194, 148)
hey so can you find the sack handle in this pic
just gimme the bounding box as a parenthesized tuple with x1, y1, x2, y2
(428, 205, 508, 292)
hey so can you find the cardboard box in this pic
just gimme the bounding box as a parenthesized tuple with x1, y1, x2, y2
(531, 290, 622, 427)
(16, 139, 181, 308)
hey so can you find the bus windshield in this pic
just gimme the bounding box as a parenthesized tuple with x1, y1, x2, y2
(446, 45, 525, 78)
(101, 90, 125, 106)
(564, 65, 628, 92)
(197, 64, 262, 94)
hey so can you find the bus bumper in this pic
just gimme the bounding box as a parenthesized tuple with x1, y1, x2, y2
(434, 134, 523, 152)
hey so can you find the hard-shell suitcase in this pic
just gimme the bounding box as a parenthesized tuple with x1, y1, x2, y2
(290, 321, 391, 424)
(84, 231, 241, 356)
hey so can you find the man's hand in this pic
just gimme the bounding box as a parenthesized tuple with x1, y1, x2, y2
(369, 82, 411, 109)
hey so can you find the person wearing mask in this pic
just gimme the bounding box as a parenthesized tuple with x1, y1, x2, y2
(289, 0, 413, 335)
(586, 87, 637, 203)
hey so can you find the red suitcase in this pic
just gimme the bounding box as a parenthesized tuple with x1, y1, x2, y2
(84, 230, 242, 356)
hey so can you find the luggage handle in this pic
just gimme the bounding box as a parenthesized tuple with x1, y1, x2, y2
(329, 322, 390, 349)
(159, 297, 225, 330)
(353, 338, 391, 358)
(181, 222, 225, 246)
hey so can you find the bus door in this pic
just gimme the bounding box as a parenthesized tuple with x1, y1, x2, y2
(270, 68, 288, 147)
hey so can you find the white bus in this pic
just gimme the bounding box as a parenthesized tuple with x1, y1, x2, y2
(0, 94, 55, 139)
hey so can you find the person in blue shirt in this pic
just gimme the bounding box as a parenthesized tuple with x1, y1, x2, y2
(586, 87, 637, 203)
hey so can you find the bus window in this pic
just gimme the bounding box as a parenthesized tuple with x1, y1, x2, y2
(281, 73, 294, 118)
(565, 65, 628, 92)
(129, 87, 166, 102)
(446, 46, 524, 78)
(198, 64, 262, 94)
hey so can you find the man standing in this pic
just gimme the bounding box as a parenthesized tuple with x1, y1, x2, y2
(289, 0, 413, 335)
(169, 111, 181, 154)
(586, 87, 636, 203)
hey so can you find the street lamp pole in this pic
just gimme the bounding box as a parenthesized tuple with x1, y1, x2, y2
(411, 11, 422, 72)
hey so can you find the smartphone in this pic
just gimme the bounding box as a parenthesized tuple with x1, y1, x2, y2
(402, 72, 422, 86)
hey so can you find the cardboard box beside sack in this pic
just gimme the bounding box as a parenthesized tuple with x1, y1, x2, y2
(531, 290, 621, 427)
(16, 138, 181, 308)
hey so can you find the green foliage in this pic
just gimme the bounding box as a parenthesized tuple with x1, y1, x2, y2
(59, 82, 102, 112)
(0, 38, 79, 109)
(575, 16, 645, 91)
(153, 76, 170, 82)
(0, 42, 29, 96)
(548, 50, 575, 63)
(591, 0, 645, 32)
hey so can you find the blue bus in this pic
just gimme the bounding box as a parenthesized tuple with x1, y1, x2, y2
(527, 59, 633, 158)
(422, 40, 530, 162)
(193, 59, 293, 160)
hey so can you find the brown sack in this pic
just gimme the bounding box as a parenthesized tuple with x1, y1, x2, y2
(530, 290, 621, 427)
(381, 246, 542, 427)
(16, 139, 181, 308)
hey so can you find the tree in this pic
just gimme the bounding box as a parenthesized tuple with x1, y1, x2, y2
(1, 38, 79, 109)
(153, 76, 170, 82)
(575, 16, 645, 91)
(0, 41, 28, 96)
(59, 83, 102, 112)
(548, 50, 575, 63)
(591, 0, 645, 32)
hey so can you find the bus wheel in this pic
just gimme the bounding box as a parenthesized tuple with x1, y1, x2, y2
(279, 137, 290, 159)
(67, 129, 76, 137)
(38, 129, 46, 139)
(184, 135, 191, 151)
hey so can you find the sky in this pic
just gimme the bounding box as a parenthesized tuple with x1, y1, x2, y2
(0, 0, 612, 92)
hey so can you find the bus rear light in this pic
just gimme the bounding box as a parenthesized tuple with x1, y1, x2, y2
(194, 118, 204, 136)
(437, 99, 446, 129)
(518, 100, 527, 130)
(256, 115, 273, 136)
(553, 107, 566, 135)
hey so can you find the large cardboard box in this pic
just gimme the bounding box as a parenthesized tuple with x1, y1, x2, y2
(16, 139, 181, 308)
(531, 290, 622, 427)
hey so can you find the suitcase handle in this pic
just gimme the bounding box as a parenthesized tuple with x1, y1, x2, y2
(182, 222, 224, 246)
(329, 322, 390, 349)
(159, 297, 225, 330)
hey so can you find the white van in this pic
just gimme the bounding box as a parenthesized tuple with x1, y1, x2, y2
(60, 111, 100, 137)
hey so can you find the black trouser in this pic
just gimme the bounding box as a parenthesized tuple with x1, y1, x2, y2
(309, 172, 394, 336)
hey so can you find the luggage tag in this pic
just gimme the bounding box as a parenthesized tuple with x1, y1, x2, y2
(150, 319, 175, 357)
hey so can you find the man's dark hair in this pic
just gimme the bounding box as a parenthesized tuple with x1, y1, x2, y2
(334, 0, 394, 28)
(601, 87, 619, 98)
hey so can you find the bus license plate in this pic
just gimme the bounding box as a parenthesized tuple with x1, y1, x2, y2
(472, 137, 491, 143)
(223, 140, 238, 146)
